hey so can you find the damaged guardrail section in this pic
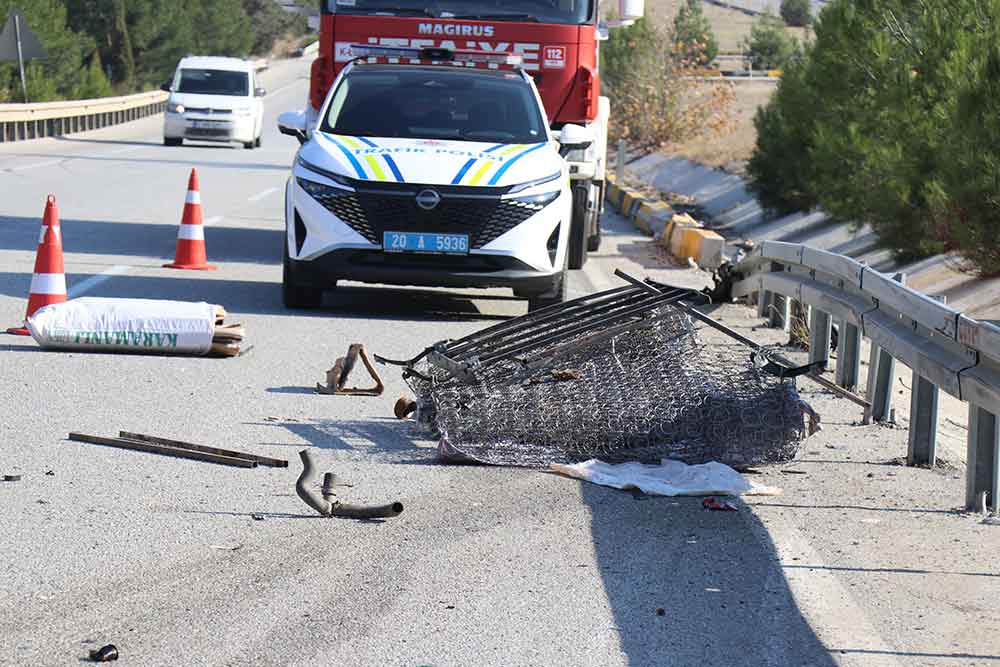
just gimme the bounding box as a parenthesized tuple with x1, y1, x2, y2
(731, 241, 1000, 511)
(0, 90, 168, 143)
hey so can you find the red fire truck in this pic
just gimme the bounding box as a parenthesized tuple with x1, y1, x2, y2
(305, 0, 644, 269)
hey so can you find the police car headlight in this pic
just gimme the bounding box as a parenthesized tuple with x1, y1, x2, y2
(167, 102, 185, 114)
(507, 171, 562, 195)
(296, 156, 354, 189)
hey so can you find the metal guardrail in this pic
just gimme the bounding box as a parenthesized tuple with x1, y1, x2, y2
(732, 240, 1000, 511)
(0, 90, 168, 143)
(0, 58, 269, 144)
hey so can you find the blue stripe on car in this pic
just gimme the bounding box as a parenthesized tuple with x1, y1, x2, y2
(487, 143, 546, 186)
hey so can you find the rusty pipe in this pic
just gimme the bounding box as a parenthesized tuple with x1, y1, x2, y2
(296, 450, 403, 519)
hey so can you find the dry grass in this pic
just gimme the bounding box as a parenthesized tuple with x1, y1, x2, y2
(601, 1, 807, 171)
(665, 81, 776, 173)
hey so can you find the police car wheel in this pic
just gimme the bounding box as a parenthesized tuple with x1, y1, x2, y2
(255, 136, 262, 148)
(282, 245, 323, 309)
(163, 137, 182, 147)
(243, 140, 255, 150)
(527, 269, 567, 312)
(567, 184, 588, 269)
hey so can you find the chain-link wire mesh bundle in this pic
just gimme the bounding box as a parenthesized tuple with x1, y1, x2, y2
(404, 305, 810, 468)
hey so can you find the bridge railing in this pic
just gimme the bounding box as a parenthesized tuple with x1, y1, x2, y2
(732, 240, 1000, 511)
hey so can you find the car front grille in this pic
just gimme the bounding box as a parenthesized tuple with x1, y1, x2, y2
(298, 178, 557, 248)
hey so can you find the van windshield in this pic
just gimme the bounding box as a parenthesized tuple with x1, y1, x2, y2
(176, 69, 249, 96)
(321, 66, 547, 144)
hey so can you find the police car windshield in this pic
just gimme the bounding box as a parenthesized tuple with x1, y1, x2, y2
(322, 67, 548, 144)
(325, 0, 592, 25)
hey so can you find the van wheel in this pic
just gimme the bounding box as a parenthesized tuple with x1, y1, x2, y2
(243, 140, 255, 150)
(567, 184, 588, 269)
(255, 136, 262, 148)
(164, 137, 182, 146)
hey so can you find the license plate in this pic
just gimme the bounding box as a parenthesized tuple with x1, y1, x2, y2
(383, 232, 469, 254)
(191, 120, 220, 129)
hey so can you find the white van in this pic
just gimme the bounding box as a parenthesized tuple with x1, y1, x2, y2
(162, 56, 264, 149)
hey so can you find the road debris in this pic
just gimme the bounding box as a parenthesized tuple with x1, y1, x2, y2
(118, 431, 287, 467)
(295, 449, 403, 519)
(551, 459, 781, 497)
(88, 644, 119, 662)
(702, 497, 739, 512)
(394, 395, 417, 420)
(379, 271, 820, 468)
(27, 298, 246, 357)
(316, 343, 384, 396)
(69, 432, 286, 469)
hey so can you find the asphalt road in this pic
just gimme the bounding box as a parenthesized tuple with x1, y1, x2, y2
(2, 58, 999, 666)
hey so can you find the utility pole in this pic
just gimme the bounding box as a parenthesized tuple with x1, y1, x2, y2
(14, 11, 27, 102)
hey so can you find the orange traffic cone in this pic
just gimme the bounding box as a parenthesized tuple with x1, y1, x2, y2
(7, 195, 67, 336)
(164, 168, 216, 270)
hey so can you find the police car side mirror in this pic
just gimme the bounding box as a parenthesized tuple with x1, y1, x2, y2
(278, 110, 308, 145)
(160, 82, 172, 92)
(255, 87, 266, 97)
(558, 124, 593, 157)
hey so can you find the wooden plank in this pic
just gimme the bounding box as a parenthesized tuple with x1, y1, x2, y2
(119, 431, 288, 468)
(69, 433, 257, 468)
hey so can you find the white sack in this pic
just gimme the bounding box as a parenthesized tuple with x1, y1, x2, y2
(551, 459, 781, 497)
(27, 297, 216, 355)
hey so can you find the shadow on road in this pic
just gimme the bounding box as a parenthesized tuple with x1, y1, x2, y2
(0, 215, 280, 264)
(582, 484, 837, 665)
(255, 418, 439, 465)
(0, 269, 520, 321)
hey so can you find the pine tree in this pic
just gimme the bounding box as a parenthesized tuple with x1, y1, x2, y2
(744, 12, 801, 70)
(780, 0, 811, 27)
(672, 0, 718, 65)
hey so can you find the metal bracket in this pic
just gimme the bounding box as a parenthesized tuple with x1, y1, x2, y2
(316, 343, 385, 396)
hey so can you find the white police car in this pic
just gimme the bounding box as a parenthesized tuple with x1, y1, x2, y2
(276, 46, 593, 311)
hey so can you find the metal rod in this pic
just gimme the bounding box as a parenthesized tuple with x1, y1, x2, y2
(806, 372, 871, 409)
(69, 433, 257, 468)
(118, 431, 287, 468)
(478, 290, 692, 366)
(447, 285, 639, 357)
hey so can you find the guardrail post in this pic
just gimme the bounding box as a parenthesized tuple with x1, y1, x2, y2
(907, 374, 940, 466)
(768, 293, 790, 331)
(808, 307, 832, 366)
(835, 320, 862, 390)
(864, 273, 904, 424)
(864, 335, 897, 424)
(756, 290, 771, 318)
(966, 404, 1000, 511)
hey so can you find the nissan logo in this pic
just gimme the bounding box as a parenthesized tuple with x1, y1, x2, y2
(415, 189, 441, 210)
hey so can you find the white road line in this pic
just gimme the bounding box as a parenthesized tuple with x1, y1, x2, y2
(266, 80, 304, 98)
(108, 146, 144, 155)
(204, 216, 223, 225)
(9, 159, 63, 173)
(67, 265, 132, 298)
(248, 187, 279, 203)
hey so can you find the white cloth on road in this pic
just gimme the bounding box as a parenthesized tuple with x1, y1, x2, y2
(551, 458, 781, 497)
